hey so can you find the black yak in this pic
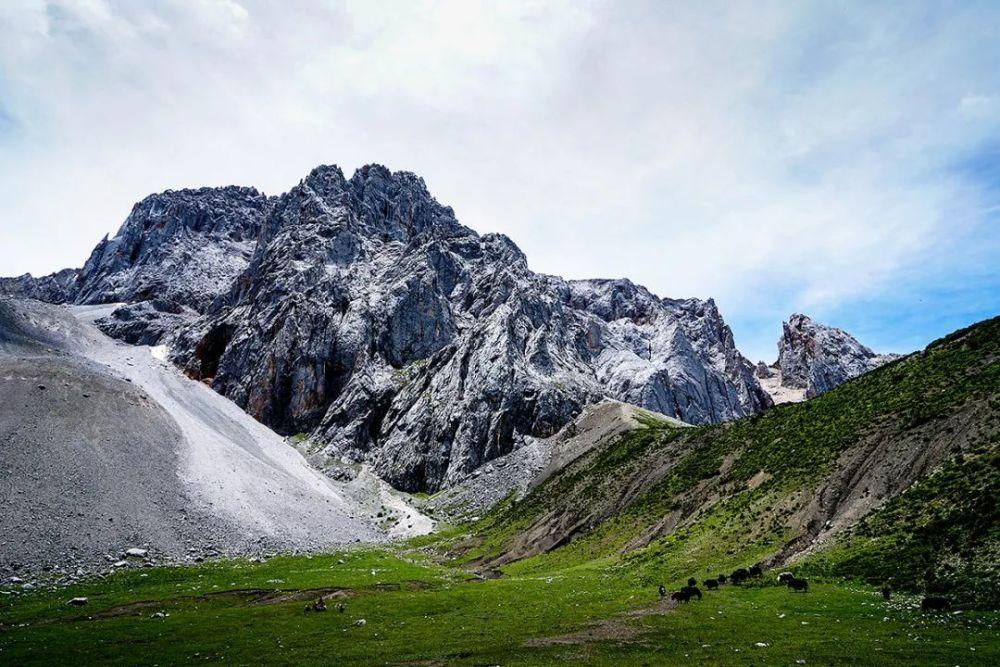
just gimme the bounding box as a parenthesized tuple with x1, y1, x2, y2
(730, 568, 750, 585)
(705, 579, 719, 590)
(659, 584, 667, 598)
(688, 577, 697, 587)
(671, 589, 692, 603)
(787, 578, 809, 592)
(921, 596, 951, 612)
(682, 585, 702, 600)
(777, 572, 795, 585)
(717, 574, 727, 584)
(749, 564, 763, 577)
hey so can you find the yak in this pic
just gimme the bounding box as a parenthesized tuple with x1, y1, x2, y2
(704, 579, 719, 590)
(787, 577, 809, 593)
(921, 596, 951, 612)
(671, 589, 692, 603)
(730, 568, 750, 585)
(682, 585, 702, 600)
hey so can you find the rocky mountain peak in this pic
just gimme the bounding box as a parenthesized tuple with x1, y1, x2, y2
(302, 163, 349, 192)
(287, 163, 465, 245)
(1, 184, 274, 344)
(162, 164, 773, 491)
(73, 185, 273, 311)
(764, 313, 901, 400)
(2, 162, 776, 493)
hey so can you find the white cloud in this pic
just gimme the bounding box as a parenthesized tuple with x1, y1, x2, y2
(0, 0, 997, 360)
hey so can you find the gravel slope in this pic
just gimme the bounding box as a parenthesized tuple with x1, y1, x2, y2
(1, 299, 429, 577)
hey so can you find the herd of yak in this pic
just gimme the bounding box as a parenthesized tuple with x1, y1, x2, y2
(658, 563, 802, 603)
(660, 563, 953, 611)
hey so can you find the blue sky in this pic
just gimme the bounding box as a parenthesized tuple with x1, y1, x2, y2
(0, 0, 997, 361)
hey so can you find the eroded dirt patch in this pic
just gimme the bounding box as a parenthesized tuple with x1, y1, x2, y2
(523, 596, 676, 648)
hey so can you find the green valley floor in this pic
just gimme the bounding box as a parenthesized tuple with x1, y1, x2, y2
(1, 546, 997, 665)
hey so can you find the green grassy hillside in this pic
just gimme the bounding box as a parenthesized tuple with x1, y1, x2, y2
(806, 448, 999, 608)
(461, 316, 1000, 607)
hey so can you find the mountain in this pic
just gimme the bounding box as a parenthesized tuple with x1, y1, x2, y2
(462, 316, 999, 608)
(755, 313, 902, 403)
(1, 163, 773, 493)
(166, 164, 771, 492)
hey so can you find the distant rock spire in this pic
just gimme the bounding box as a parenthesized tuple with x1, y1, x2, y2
(755, 313, 902, 403)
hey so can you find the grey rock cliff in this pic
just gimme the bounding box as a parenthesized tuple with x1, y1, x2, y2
(170, 164, 771, 492)
(74, 186, 272, 310)
(1, 186, 273, 343)
(774, 313, 900, 398)
(0, 268, 79, 304)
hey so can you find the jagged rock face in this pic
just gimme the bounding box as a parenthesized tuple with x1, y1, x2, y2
(754, 361, 775, 379)
(0, 268, 79, 304)
(172, 164, 771, 492)
(93, 299, 198, 346)
(2, 186, 270, 311)
(1, 186, 273, 344)
(776, 313, 900, 398)
(568, 280, 770, 425)
(74, 186, 272, 310)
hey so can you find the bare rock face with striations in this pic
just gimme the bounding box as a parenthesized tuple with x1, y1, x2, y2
(771, 313, 901, 399)
(1, 163, 774, 492)
(169, 164, 771, 492)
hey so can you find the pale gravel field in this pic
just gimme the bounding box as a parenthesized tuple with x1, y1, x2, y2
(757, 371, 807, 404)
(1, 298, 431, 577)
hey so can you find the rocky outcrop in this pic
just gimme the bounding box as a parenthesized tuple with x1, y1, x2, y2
(760, 313, 901, 400)
(423, 400, 685, 522)
(0, 268, 79, 304)
(1, 186, 273, 343)
(93, 299, 198, 346)
(170, 164, 771, 492)
(74, 186, 272, 310)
